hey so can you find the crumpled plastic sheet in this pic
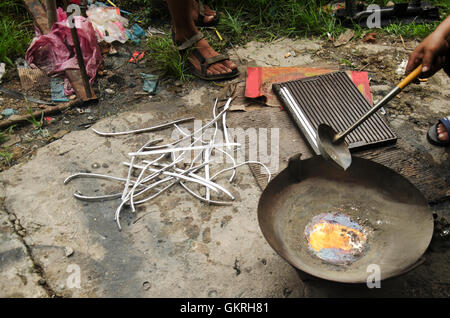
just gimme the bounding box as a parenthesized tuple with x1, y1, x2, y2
(86, 6, 129, 43)
(126, 24, 146, 44)
(25, 8, 102, 95)
(141, 73, 159, 94)
(50, 77, 70, 102)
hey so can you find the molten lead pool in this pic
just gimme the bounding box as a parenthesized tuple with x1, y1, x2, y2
(304, 213, 369, 265)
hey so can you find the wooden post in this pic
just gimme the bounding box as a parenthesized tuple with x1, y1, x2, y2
(45, 0, 57, 29)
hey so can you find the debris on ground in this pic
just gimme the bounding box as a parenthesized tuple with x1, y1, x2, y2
(396, 59, 408, 75)
(129, 50, 145, 63)
(26, 8, 102, 96)
(147, 26, 166, 36)
(126, 24, 146, 44)
(1, 108, 18, 118)
(18, 67, 49, 92)
(64, 246, 74, 257)
(50, 77, 69, 102)
(64, 98, 271, 230)
(362, 32, 377, 43)
(87, 4, 129, 43)
(141, 73, 159, 94)
(333, 29, 355, 47)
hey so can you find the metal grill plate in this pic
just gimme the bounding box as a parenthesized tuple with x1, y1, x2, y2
(273, 71, 397, 154)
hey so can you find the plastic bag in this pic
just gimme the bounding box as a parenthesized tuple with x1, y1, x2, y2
(25, 8, 102, 95)
(86, 6, 129, 43)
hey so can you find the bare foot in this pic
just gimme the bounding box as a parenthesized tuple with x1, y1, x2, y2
(192, 0, 216, 25)
(437, 123, 449, 141)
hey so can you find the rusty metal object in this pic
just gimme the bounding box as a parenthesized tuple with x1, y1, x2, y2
(65, 70, 97, 101)
(257, 154, 433, 283)
(69, 26, 93, 100)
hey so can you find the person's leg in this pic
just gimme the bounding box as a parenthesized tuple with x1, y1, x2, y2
(191, 0, 216, 25)
(167, 0, 237, 76)
(164, 0, 217, 25)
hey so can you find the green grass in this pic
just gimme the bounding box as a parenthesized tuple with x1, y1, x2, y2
(146, 34, 193, 81)
(211, 0, 345, 42)
(0, 0, 33, 66)
(210, 0, 449, 42)
(25, 106, 44, 133)
(0, 125, 16, 166)
(0, 149, 12, 166)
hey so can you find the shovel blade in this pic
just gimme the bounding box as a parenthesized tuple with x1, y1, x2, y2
(317, 124, 352, 170)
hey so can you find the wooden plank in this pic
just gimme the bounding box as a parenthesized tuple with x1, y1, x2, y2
(24, 0, 50, 34)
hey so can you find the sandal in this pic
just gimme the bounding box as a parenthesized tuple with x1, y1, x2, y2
(195, 1, 220, 27)
(427, 116, 450, 146)
(173, 31, 239, 81)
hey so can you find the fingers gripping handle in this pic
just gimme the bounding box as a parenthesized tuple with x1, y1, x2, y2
(398, 64, 423, 89)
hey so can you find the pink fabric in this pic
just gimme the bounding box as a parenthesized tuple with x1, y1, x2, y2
(26, 8, 102, 95)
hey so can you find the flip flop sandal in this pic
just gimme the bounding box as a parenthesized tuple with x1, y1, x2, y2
(195, 1, 220, 27)
(173, 32, 239, 81)
(427, 116, 450, 146)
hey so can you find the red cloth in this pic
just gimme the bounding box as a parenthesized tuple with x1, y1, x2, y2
(25, 8, 102, 95)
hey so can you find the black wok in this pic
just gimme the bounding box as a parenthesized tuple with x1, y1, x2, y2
(257, 154, 434, 283)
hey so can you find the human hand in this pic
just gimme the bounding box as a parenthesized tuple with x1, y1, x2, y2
(406, 31, 449, 78)
(406, 16, 450, 79)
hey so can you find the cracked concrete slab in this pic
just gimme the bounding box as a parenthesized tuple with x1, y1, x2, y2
(0, 209, 48, 297)
(0, 103, 303, 297)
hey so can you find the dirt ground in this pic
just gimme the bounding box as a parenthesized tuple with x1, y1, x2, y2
(0, 32, 449, 297)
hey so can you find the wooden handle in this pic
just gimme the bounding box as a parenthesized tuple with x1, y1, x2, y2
(397, 64, 422, 89)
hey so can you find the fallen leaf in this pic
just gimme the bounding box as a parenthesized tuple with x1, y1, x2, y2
(363, 32, 377, 43)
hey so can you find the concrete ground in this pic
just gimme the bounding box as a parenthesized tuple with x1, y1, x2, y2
(0, 36, 449, 298)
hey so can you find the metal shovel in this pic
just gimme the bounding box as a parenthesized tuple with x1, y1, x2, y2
(317, 64, 423, 170)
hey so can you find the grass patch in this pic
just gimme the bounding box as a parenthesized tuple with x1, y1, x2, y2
(0, 16, 33, 66)
(25, 106, 44, 134)
(0, 125, 16, 166)
(0, 0, 33, 66)
(212, 0, 345, 42)
(146, 34, 193, 81)
(0, 149, 12, 166)
(381, 21, 441, 39)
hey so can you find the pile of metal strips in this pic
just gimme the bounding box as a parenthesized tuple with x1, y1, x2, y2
(64, 98, 271, 230)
